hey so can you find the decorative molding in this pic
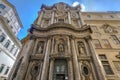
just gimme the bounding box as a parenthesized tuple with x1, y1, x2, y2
(29, 54, 44, 61)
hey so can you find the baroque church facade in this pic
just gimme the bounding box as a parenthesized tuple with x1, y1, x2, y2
(8, 2, 120, 80)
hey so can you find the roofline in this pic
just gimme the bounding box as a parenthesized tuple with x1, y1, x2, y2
(2, 0, 23, 28)
(81, 11, 120, 14)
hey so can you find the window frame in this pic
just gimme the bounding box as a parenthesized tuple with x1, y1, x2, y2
(93, 39, 102, 49)
(99, 54, 114, 75)
(111, 35, 120, 44)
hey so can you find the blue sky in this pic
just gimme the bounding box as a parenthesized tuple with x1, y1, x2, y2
(8, 0, 120, 40)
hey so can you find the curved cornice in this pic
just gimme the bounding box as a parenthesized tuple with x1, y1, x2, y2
(30, 23, 91, 33)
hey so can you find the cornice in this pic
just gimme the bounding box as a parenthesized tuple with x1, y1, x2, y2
(30, 23, 91, 33)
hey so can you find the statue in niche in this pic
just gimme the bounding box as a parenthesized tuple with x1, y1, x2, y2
(78, 42, 85, 55)
(37, 41, 44, 54)
(58, 42, 64, 53)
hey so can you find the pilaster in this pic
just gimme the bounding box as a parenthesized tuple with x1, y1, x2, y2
(41, 38, 51, 80)
(48, 58, 55, 80)
(85, 36, 106, 80)
(78, 11, 85, 26)
(71, 36, 81, 80)
(67, 58, 74, 80)
(68, 11, 71, 24)
(51, 11, 54, 24)
(37, 10, 44, 26)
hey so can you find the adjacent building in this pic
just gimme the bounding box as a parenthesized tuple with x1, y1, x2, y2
(0, 0, 22, 79)
(8, 2, 120, 80)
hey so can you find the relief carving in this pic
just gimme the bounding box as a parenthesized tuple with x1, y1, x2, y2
(31, 61, 41, 80)
(71, 11, 79, 18)
(101, 24, 118, 34)
(55, 3, 67, 18)
(81, 61, 92, 80)
(43, 11, 52, 18)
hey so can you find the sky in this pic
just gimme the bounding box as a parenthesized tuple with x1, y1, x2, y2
(8, 0, 120, 40)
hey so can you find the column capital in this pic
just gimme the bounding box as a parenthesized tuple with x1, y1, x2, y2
(84, 35, 92, 41)
(69, 35, 76, 40)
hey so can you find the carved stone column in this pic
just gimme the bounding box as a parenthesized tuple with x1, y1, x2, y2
(41, 38, 51, 80)
(49, 58, 54, 80)
(67, 59, 74, 80)
(85, 36, 106, 80)
(37, 10, 44, 25)
(68, 11, 71, 24)
(51, 11, 54, 24)
(71, 38, 81, 80)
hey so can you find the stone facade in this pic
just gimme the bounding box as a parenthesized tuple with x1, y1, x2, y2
(8, 2, 120, 80)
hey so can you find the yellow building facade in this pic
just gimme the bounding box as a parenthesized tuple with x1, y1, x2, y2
(8, 2, 120, 80)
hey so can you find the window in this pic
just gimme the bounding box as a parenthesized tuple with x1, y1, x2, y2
(10, 45, 14, 52)
(0, 4, 6, 9)
(102, 39, 111, 48)
(53, 60, 68, 80)
(113, 61, 120, 71)
(87, 15, 91, 18)
(58, 19, 64, 23)
(111, 35, 120, 44)
(4, 67, 9, 75)
(14, 48, 18, 56)
(0, 64, 4, 73)
(99, 55, 114, 75)
(4, 40, 10, 48)
(0, 35, 5, 42)
(93, 39, 102, 48)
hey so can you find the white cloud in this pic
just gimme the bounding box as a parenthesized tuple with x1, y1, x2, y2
(81, 4, 85, 11)
(72, 1, 85, 11)
(72, 1, 79, 7)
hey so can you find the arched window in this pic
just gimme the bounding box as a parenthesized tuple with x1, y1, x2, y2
(0, 4, 6, 9)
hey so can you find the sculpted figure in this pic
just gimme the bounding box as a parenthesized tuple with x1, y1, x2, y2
(78, 42, 85, 55)
(58, 43, 64, 52)
(37, 42, 44, 54)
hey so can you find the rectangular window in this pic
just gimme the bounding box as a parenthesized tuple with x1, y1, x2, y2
(10, 45, 14, 52)
(0, 35, 5, 42)
(58, 19, 64, 23)
(0, 64, 4, 73)
(93, 39, 102, 48)
(102, 39, 111, 48)
(113, 61, 120, 71)
(99, 54, 114, 75)
(4, 40, 10, 48)
(111, 35, 120, 44)
(4, 67, 9, 75)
